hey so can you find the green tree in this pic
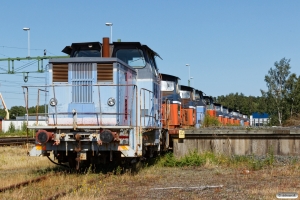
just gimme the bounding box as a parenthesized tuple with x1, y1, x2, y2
(9, 106, 26, 119)
(28, 105, 48, 114)
(261, 58, 291, 126)
(285, 74, 300, 118)
(216, 93, 265, 116)
(0, 108, 6, 119)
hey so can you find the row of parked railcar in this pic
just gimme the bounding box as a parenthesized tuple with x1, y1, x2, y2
(160, 73, 249, 135)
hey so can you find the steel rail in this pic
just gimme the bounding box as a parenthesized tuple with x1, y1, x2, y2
(0, 137, 35, 146)
(0, 175, 47, 193)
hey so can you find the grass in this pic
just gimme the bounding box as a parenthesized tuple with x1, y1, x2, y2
(156, 150, 277, 171)
(203, 115, 221, 127)
(0, 122, 35, 137)
(0, 146, 300, 199)
(0, 145, 56, 188)
(0, 131, 29, 137)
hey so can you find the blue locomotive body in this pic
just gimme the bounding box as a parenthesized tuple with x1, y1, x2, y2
(27, 38, 162, 168)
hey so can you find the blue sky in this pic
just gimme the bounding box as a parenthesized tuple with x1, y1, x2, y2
(0, 0, 300, 108)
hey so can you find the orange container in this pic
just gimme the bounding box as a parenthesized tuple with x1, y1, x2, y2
(169, 104, 181, 125)
(218, 115, 223, 124)
(161, 103, 181, 128)
(233, 119, 238, 125)
(207, 110, 216, 117)
(181, 108, 196, 127)
(223, 117, 228, 125)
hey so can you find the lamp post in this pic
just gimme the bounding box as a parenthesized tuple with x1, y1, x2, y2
(23, 27, 30, 57)
(186, 64, 190, 86)
(105, 22, 113, 42)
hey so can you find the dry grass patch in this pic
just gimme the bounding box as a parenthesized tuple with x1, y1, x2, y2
(60, 153, 300, 199)
(0, 145, 56, 188)
(1, 147, 300, 199)
(1, 171, 102, 200)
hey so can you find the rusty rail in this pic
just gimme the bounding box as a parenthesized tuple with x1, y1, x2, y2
(0, 175, 47, 193)
(0, 137, 35, 146)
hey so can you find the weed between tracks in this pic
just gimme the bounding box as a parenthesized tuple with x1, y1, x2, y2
(0, 146, 300, 199)
(157, 150, 279, 171)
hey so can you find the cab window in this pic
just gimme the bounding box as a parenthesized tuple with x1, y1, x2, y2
(180, 91, 190, 99)
(161, 81, 175, 91)
(73, 50, 101, 57)
(116, 49, 146, 68)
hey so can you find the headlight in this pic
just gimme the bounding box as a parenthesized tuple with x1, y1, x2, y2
(107, 97, 115, 106)
(49, 98, 57, 107)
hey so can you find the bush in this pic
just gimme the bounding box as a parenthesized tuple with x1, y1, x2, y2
(158, 151, 222, 167)
(203, 115, 221, 127)
(8, 122, 16, 133)
(21, 122, 27, 132)
(158, 151, 277, 171)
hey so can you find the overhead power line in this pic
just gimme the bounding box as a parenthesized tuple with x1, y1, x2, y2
(0, 45, 44, 51)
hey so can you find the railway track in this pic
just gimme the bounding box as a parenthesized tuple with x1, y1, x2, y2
(0, 137, 35, 146)
(0, 175, 48, 193)
(0, 170, 111, 200)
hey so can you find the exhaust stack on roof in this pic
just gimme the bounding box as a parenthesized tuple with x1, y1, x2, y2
(102, 37, 110, 57)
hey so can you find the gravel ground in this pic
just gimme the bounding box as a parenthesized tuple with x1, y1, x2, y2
(1, 145, 300, 200)
(110, 167, 299, 199)
(61, 156, 300, 200)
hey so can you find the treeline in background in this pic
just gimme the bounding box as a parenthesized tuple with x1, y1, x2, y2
(217, 58, 300, 126)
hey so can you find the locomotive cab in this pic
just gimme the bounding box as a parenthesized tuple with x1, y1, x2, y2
(243, 114, 250, 126)
(160, 73, 181, 150)
(204, 96, 216, 118)
(195, 90, 206, 128)
(160, 74, 181, 132)
(179, 85, 196, 128)
(230, 110, 240, 125)
(228, 108, 235, 125)
(222, 106, 229, 125)
(214, 103, 223, 125)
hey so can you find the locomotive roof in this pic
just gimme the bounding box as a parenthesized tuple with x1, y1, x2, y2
(203, 95, 213, 100)
(62, 42, 102, 55)
(61, 41, 162, 59)
(180, 85, 194, 91)
(213, 103, 222, 107)
(195, 89, 204, 94)
(160, 73, 181, 81)
(112, 42, 162, 59)
(203, 95, 214, 104)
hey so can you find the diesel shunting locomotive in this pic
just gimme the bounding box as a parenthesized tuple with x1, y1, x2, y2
(26, 38, 162, 169)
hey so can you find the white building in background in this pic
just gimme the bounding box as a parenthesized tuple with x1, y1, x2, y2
(1, 115, 47, 133)
(250, 112, 270, 126)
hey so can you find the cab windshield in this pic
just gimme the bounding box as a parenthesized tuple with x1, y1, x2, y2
(73, 50, 101, 57)
(195, 93, 200, 100)
(116, 49, 146, 68)
(161, 81, 175, 91)
(180, 91, 190, 99)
